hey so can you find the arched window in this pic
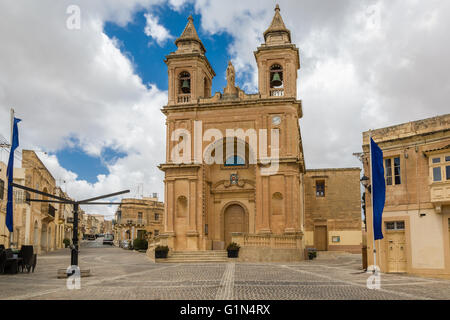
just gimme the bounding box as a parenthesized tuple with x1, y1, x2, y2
(270, 64, 284, 97)
(179, 71, 191, 94)
(223, 138, 249, 167)
(176, 196, 188, 217)
(225, 155, 245, 166)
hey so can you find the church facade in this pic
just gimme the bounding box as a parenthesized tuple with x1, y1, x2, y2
(155, 6, 362, 262)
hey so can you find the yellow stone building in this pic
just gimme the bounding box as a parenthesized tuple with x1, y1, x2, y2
(363, 114, 450, 277)
(0, 161, 30, 248)
(155, 6, 362, 262)
(304, 168, 362, 253)
(114, 196, 164, 243)
(1, 150, 71, 253)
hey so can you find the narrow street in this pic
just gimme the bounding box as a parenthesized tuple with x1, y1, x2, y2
(1, 238, 450, 300)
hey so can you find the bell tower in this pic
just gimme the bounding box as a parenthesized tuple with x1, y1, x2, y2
(165, 15, 215, 105)
(254, 4, 300, 99)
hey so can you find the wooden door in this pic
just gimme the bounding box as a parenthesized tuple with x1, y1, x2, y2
(314, 226, 327, 251)
(224, 204, 245, 246)
(386, 231, 407, 273)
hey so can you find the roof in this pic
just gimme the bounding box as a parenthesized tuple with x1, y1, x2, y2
(174, 15, 206, 53)
(423, 144, 450, 154)
(263, 4, 291, 43)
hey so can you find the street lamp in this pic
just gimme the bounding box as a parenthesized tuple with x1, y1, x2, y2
(360, 175, 370, 188)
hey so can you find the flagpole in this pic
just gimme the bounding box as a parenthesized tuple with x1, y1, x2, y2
(369, 130, 377, 274)
(9, 108, 14, 248)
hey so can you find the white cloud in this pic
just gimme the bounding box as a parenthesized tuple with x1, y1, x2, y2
(1, 0, 450, 216)
(144, 13, 174, 45)
(168, 0, 189, 12)
(191, 0, 450, 169)
(0, 0, 168, 217)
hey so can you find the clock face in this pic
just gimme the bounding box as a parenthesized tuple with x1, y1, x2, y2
(272, 116, 281, 126)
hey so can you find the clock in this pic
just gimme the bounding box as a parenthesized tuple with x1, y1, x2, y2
(272, 116, 281, 126)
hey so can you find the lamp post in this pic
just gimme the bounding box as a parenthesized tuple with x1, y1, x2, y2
(11, 182, 129, 276)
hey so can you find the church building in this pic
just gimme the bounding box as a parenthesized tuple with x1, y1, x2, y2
(154, 5, 362, 262)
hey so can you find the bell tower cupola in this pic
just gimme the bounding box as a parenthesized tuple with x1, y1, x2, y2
(254, 4, 300, 99)
(165, 15, 215, 105)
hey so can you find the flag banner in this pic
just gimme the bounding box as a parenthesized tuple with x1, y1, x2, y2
(6, 117, 21, 233)
(371, 137, 385, 240)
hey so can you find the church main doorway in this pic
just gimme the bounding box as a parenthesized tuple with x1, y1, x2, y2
(224, 204, 246, 246)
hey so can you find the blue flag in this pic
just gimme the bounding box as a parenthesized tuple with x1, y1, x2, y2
(371, 137, 385, 240)
(6, 117, 21, 233)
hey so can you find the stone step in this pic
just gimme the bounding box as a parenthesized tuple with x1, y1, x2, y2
(171, 253, 227, 257)
(171, 250, 227, 254)
(167, 256, 227, 260)
(157, 259, 228, 263)
(156, 250, 229, 263)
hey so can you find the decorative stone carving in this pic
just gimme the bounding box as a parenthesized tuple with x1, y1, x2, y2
(223, 61, 238, 96)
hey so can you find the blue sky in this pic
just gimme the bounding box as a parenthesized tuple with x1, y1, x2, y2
(2, 1, 450, 217)
(104, 5, 234, 93)
(57, 3, 235, 184)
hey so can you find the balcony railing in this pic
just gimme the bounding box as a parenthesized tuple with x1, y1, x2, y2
(41, 203, 56, 221)
(231, 233, 302, 249)
(116, 218, 147, 226)
(177, 94, 191, 104)
(269, 88, 284, 97)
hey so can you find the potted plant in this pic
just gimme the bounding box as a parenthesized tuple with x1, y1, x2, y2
(155, 245, 169, 259)
(63, 238, 71, 248)
(227, 242, 240, 258)
(133, 239, 148, 251)
(307, 248, 317, 260)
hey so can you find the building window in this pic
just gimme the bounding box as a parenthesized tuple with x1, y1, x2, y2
(225, 155, 245, 166)
(0, 179, 4, 200)
(385, 221, 405, 231)
(316, 180, 325, 197)
(269, 64, 284, 97)
(155, 213, 159, 221)
(179, 71, 191, 94)
(385, 157, 401, 185)
(137, 212, 143, 224)
(154, 230, 159, 237)
(430, 154, 450, 182)
(433, 167, 442, 182)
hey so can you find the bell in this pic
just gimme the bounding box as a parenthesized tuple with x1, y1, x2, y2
(271, 72, 282, 87)
(181, 80, 190, 93)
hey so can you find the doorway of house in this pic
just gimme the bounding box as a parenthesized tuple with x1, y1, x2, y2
(386, 221, 407, 273)
(314, 225, 328, 251)
(224, 204, 246, 246)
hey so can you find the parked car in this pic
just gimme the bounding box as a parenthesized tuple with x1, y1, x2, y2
(87, 234, 96, 241)
(103, 234, 114, 245)
(121, 239, 133, 250)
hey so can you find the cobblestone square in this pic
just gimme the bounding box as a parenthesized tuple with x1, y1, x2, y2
(1, 240, 449, 300)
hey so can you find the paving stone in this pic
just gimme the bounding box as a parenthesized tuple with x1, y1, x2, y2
(1, 239, 449, 300)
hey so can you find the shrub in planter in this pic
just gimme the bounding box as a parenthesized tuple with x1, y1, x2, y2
(155, 245, 169, 259)
(226, 242, 240, 258)
(307, 248, 317, 260)
(63, 238, 71, 248)
(133, 239, 148, 251)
